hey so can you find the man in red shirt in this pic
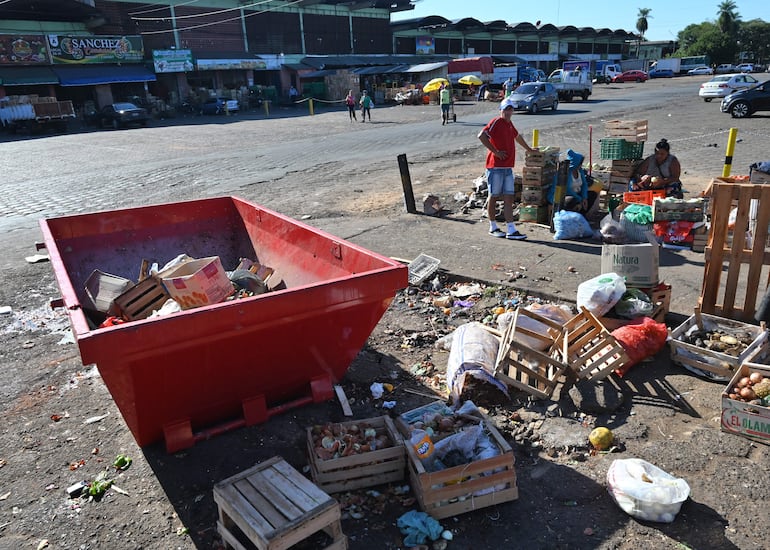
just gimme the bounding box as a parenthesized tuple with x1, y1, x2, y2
(478, 97, 535, 240)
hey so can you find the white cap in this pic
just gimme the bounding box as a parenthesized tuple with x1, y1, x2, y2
(500, 97, 516, 110)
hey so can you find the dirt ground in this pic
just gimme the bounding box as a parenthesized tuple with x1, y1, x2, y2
(2, 186, 769, 550)
(2, 87, 770, 549)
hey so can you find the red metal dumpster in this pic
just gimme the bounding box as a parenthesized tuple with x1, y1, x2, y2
(40, 196, 407, 451)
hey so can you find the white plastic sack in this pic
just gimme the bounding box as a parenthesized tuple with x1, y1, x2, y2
(553, 210, 594, 240)
(607, 458, 690, 523)
(445, 322, 508, 404)
(577, 273, 626, 317)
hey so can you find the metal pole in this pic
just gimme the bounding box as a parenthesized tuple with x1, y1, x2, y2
(532, 129, 539, 148)
(588, 125, 593, 175)
(397, 154, 417, 214)
(722, 128, 738, 177)
(309, 98, 314, 116)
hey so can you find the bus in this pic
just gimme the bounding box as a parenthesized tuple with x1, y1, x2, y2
(678, 55, 711, 74)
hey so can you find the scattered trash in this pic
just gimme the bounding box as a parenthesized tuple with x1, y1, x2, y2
(607, 458, 690, 523)
(408, 254, 441, 286)
(382, 401, 396, 409)
(370, 382, 385, 399)
(66, 480, 88, 498)
(24, 254, 49, 264)
(0, 306, 11, 315)
(36, 539, 49, 550)
(83, 413, 110, 425)
(450, 283, 482, 298)
(87, 471, 113, 498)
(112, 454, 132, 471)
(397, 510, 444, 547)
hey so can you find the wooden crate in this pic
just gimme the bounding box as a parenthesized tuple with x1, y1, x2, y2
(563, 307, 630, 380)
(652, 198, 705, 222)
(401, 413, 518, 519)
(213, 456, 347, 550)
(113, 277, 170, 321)
(701, 183, 770, 321)
(525, 147, 560, 168)
(610, 159, 641, 178)
(721, 363, 770, 444)
(306, 416, 405, 493)
(604, 119, 648, 142)
(494, 308, 569, 399)
(521, 186, 547, 205)
(669, 312, 769, 380)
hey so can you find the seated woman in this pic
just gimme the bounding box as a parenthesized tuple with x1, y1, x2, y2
(560, 149, 599, 215)
(633, 138, 683, 198)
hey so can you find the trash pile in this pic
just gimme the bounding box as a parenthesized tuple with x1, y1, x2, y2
(82, 254, 281, 328)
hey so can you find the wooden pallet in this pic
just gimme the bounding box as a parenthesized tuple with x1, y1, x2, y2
(493, 308, 568, 399)
(700, 182, 770, 321)
(306, 416, 405, 493)
(213, 456, 347, 550)
(563, 307, 630, 380)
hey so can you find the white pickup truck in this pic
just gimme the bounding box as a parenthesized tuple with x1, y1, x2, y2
(547, 69, 593, 101)
(0, 98, 76, 133)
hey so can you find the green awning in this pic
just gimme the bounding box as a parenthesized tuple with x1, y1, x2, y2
(0, 66, 59, 86)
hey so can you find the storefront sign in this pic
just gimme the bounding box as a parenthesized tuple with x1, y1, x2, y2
(152, 49, 194, 73)
(0, 34, 49, 65)
(47, 35, 144, 64)
(196, 58, 266, 70)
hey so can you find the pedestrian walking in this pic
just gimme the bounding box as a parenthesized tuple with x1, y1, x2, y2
(439, 84, 451, 125)
(477, 97, 535, 240)
(360, 90, 373, 122)
(345, 90, 357, 121)
(503, 77, 514, 97)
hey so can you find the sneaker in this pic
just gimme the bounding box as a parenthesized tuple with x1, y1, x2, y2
(489, 228, 506, 238)
(506, 231, 527, 240)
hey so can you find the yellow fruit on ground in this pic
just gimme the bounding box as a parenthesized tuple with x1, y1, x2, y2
(589, 427, 614, 450)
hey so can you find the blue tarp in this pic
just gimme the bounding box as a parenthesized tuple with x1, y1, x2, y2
(53, 65, 156, 86)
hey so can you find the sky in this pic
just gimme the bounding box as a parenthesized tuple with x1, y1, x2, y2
(392, 0, 766, 42)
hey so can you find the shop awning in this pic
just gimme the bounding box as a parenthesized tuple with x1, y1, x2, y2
(404, 62, 448, 73)
(0, 66, 59, 86)
(52, 65, 157, 86)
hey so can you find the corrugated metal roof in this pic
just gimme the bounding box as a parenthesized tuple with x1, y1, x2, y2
(404, 62, 448, 73)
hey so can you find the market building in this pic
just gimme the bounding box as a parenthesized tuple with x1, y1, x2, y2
(0, 0, 638, 117)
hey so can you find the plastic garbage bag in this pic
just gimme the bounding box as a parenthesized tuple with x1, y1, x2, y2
(397, 510, 444, 546)
(600, 213, 627, 244)
(607, 458, 690, 523)
(577, 273, 626, 317)
(614, 288, 654, 319)
(445, 322, 508, 404)
(553, 210, 594, 240)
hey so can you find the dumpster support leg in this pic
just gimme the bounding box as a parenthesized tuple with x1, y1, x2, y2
(163, 419, 194, 453)
(310, 375, 335, 402)
(243, 395, 268, 426)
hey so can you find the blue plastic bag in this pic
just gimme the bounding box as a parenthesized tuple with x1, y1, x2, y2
(553, 210, 593, 240)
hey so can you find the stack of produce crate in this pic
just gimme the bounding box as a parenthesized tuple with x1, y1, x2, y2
(520, 147, 559, 223)
(600, 120, 648, 196)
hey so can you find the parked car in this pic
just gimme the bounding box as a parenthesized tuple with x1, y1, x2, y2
(506, 82, 559, 113)
(648, 68, 675, 79)
(612, 70, 649, 83)
(715, 64, 736, 74)
(720, 80, 770, 118)
(735, 63, 755, 73)
(687, 66, 714, 76)
(200, 97, 240, 115)
(699, 73, 760, 102)
(93, 102, 150, 129)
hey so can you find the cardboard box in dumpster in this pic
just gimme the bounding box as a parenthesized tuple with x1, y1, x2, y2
(601, 242, 659, 287)
(721, 363, 770, 444)
(84, 270, 135, 316)
(160, 256, 234, 310)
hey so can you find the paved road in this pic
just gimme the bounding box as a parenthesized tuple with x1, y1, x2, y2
(2, 76, 768, 314)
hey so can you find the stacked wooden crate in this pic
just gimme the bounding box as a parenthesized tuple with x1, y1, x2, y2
(599, 120, 648, 209)
(520, 147, 559, 223)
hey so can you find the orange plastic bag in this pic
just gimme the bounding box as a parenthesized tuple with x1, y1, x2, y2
(611, 317, 668, 377)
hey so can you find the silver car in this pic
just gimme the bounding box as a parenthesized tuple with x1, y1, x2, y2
(698, 73, 759, 102)
(507, 82, 559, 114)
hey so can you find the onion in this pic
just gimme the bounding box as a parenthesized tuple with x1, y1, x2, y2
(740, 387, 756, 400)
(737, 377, 751, 388)
(749, 371, 764, 384)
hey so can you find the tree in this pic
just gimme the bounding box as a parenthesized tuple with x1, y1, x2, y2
(635, 8, 652, 57)
(716, 0, 740, 34)
(737, 19, 770, 65)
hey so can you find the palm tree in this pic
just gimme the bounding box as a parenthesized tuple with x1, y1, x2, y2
(716, 0, 740, 34)
(636, 8, 652, 57)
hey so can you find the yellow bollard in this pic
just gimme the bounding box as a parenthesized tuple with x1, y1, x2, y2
(532, 129, 539, 149)
(308, 98, 314, 116)
(722, 128, 738, 177)
(263, 100, 269, 116)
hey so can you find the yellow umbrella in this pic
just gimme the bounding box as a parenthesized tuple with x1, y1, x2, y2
(423, 77, 450, 93)
(458, 74, 483, 85)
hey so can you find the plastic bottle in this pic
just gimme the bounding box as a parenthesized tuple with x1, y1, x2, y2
(409, 429, 437, 471)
